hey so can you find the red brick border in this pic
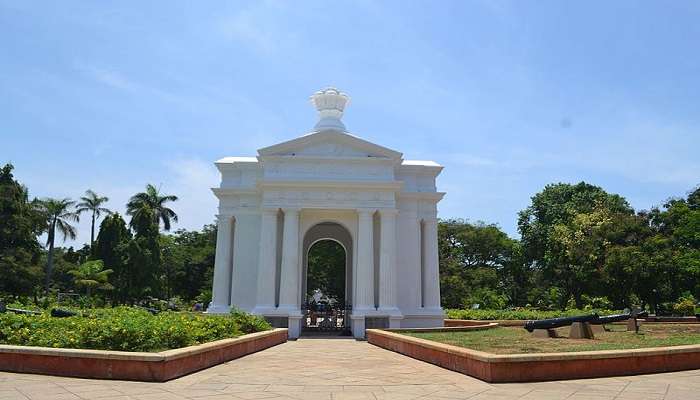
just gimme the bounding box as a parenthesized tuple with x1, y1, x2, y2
(367, 328, 700, 382)
(0, 328, 287, 382)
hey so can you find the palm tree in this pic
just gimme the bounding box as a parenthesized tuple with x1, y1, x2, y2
(75, 189, 111, 248)
(40, 198, 79, 294)
(69, 260, 113, 297)
(126, 184, 178, 231)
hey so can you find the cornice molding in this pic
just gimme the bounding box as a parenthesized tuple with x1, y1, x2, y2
(258, 180, 403, 192)
(398, 192, 446, 201)
(211, 188, 258, 197)
(259, 154, 397, 165)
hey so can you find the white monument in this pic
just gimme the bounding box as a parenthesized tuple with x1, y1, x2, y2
(209, 88, 445, 338)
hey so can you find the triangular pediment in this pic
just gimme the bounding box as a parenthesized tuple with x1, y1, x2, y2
(257, 130, 403, 160)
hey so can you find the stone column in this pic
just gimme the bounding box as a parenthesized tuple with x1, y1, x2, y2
(378, 209, 399, 312)
(355, 209, 375, 311)
(254, 208, 278, 313)
(422, 217, 442, 309)
(208, 215, 233, 313)
(278, 208, 301, 310)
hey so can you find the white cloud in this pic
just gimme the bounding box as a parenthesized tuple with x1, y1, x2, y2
(217, 1, 296, 55)
(74, 62, 140, 92)
(73, 61, 190, 106)
(220, 10, 276, 54)
(163, 158, 220, 231)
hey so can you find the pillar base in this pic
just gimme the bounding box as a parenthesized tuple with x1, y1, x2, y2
(251, 305, 278, 315)
(350, 315, 366, 339)
(206, 303, 231, 314)
(288, 316, 303, 339)
(389, 316, 403, 329)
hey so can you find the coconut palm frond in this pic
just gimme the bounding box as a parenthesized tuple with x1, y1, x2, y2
(127, 183, 179, 231)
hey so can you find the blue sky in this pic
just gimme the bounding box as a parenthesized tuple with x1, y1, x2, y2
(2, 1, 699, 246)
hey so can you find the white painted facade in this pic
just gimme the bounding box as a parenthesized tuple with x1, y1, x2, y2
(208, 88, 445, 338)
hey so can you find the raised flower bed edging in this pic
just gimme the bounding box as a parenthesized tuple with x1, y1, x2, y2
(367, 327, 700, 382)
(0, 328, 287, 382)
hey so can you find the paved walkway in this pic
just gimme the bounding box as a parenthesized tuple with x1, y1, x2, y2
(1, 338, 699, 400)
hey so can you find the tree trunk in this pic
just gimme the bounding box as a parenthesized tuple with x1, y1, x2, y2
(90, 212, 96, 252)
(574, 291, 583, 309)
(45, 220, 56, 295)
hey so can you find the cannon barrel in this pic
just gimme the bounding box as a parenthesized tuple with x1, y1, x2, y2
(51, 308, 77, 318)
(8, 308, 41, 315)
(594, 311, 647, 324)
(524, 314, 599, 332)
(594, 313, 633, 324)
(634, 311, 649, 319)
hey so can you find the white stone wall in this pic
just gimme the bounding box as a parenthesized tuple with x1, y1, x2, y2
(209, 89, 445, 338)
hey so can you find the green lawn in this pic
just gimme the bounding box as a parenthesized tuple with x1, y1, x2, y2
(404, 324, 700, 354)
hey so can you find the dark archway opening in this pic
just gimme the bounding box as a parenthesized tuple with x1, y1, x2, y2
(301, 222, 353, 336)
(306, 240, 346, 306)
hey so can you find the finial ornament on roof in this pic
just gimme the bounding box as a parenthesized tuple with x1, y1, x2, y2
(310, 87, 350, 132)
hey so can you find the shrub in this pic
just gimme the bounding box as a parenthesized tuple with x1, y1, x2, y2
(230, 308, 271, 333)
(446, 308, 621, 321)
(581, 295, 613, 310)
(0, 306, 271, 352)
(673, 296, 697, 316)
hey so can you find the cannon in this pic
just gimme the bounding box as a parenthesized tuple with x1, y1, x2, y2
(7, 308, 41, 315)
(51, 308, 77, 318)
(594, 311, 648, 325)
(524, 314, 599, 332)
(1, 301, 40, 315)
(141, 307, 160, 315)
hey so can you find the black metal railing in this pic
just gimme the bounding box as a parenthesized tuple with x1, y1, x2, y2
(302, 301, 352, 334)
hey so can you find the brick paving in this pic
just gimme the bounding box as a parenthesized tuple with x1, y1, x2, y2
(1, 338, 699, 399)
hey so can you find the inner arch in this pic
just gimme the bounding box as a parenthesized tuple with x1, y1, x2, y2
(301, 222, 354, 333)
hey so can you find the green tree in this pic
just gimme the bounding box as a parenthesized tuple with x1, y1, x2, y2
(0, 164, 44, 296)
(687, 185, 700, 210)
(94, 213, 131, 303)
(599, 212, 653, 309)
(646, 188, 700, 303)
(39, 198, 79, 294)
(548, 206, 613, 308)
(49, 247, 83, 294)
(306, 240, 346, 304)
(69, 260, 113, 297)
(160, 224, 217, 301)
(518, 182, 633, 309)
(126, 206, 162, 300)
(75, 189, 111, 249)
(438, 219, 519, 309)
(126, 184, 178, 231)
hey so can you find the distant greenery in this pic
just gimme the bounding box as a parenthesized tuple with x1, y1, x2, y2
(0, 307, 270, 352)
(440, 182, 700, 314)
(0, 162, 698, 315)
(445, 308, 620, 321)
(0, 163, 214, 308)
(405, 324, 700, 354)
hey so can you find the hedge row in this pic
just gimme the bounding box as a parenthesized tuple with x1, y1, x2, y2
(445, 308, 621, 321)
(0, 307, 271, 352)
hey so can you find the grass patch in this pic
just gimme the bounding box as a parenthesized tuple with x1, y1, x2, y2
(0, 307, 271, 352)
(445, 308, 621, 321)
(404, 324, 700, 354)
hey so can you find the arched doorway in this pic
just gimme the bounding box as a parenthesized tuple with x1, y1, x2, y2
(302, 222, 353, 335)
